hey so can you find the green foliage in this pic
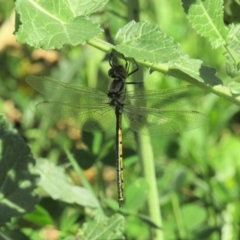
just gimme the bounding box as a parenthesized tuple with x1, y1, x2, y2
(229, 80, 240, 94)
(115, 21, 182, 62)
(36, 160, 99, 207)
(15, 0, 106, 48)
(182, 0, 228, 48)
(14, 0, 240, 106)
(225, 24, 240, 77)
(1, 0, 240, 239)
(80, 215, 125, 240)
(0, 115, 39, 226)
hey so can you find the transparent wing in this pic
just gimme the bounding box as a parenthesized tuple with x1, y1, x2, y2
(36, 101, 115, 132)
(124, 85, 203, 109)
(26, 75, 108, 105)
(123, 106, 207, 135)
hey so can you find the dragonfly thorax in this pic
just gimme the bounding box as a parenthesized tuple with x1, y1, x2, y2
(108, 79, 126, 108)
(108, 65, 128, 79)
(108, 78, 126, 94)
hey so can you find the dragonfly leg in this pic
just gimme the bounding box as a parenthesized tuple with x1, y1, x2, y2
(127, 57, 139, 77)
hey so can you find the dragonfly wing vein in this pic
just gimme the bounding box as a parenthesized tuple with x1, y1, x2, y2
(26, 76, 108, 104)
(36, 101, 115, 132)
(123, 106, 207, 135)
(125, 85, 203, 109)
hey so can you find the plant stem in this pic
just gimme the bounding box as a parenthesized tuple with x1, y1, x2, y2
(88, 36, 227, 96)
(171, 192, 187, 239)
(87, 38, 113, 52)
(64, 147, 92, 191)
(137, 135, 165, 240)
(126, 1, 164, 239)
(63, 147, 105, 215)
(0, 232, 13, 240)
(130, 52, 164, 240)
(225, 44, 239, 64)
(87, 38, 240, 107)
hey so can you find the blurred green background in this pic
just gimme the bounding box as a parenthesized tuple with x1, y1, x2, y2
(1, 0, 240, 239)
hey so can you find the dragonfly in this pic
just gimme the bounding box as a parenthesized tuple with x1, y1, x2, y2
(26, 54, 206, 208)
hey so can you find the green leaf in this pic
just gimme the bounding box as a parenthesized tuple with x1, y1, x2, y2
(229, 81, 240, 94)
(181, 204, 207, 229)
(115, 21, 182, 63)
(60, 208, 81, 232)
(125, 178, 148, 210)
(182, 0, 228, 48)
(225, 24, 240, 78)
(36, 160, 99, 208)
(77, 0, 109, 15)
(169, 55, 222, 85)
(15, 0, 105, 49)
(80, 215, 125, 240)
(23, 205, 54, 226)
(0, 114, 39, 226)
(114, 21, 222, 86)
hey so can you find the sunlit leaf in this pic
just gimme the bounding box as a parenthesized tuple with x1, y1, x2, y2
(115, 21, 222, 86)
(15, 0, 106, 49)
(169, 55, 222, 85)
(229, 81, 240, 94)
(225, 25, 240, 78)
(80, 214, 125, 240)
(36, 160, 99, 208)
(182, 0, 228, 48)
(115, 21, 181, 63)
